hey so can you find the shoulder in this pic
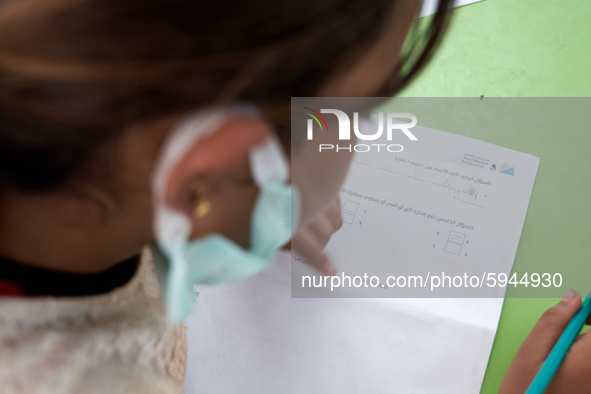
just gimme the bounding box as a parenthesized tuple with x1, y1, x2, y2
(0, 247, 187, 394)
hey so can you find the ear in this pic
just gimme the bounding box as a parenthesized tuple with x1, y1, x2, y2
(162, 116, 273, 243)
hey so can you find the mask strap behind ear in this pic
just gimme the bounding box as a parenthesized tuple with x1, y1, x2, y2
(249, 136, 289, 187)
(151, 105, 260, 207)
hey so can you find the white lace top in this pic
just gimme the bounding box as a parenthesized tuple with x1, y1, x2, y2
(0, 247, 187, 394)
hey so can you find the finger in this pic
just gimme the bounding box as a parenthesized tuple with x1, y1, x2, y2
(285, 199, 340, 253)
(291, 229, 336, 276)
(568, 297, 591, 351)
(307, 215, 337, 247)
(548, 326, 591, 394)
(518, 290, 582, 365)
(324, 199, 344, 231)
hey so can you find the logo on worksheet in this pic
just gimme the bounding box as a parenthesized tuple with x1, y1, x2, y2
(303, 107, 418, 153)
(490, 162, 514, 176)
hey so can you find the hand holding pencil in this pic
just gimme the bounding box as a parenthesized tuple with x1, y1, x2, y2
(501, 290, 591, 394)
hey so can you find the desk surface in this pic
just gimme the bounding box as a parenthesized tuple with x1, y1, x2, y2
(397, 0, 591, 392)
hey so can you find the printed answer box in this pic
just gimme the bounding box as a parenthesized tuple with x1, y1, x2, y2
(448, 231, 465, 244)
(444, 242, 462, 255)
(342, 212, 355, 225)
(343, 200, 359, 213)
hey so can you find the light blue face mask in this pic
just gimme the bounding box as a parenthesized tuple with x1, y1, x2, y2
(151, 106, 300, 323)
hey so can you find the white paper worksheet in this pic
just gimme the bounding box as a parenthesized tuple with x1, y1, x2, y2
(186, 252, 506, 394)
(293, 119, 539, 299)
(185, 123, 539, 394)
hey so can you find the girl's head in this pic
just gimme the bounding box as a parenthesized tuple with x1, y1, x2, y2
(0, 0, 449, 272)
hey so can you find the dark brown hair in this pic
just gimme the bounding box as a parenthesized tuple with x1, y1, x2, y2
(0, 0, 450, 192)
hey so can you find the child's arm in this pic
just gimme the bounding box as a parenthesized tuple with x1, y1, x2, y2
(501, 290, 591, 393)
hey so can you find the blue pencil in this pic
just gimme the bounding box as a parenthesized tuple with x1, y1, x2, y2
(525, 292, 591, 394)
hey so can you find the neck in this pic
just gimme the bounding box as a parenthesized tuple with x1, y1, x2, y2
(0, 187, 151, 274)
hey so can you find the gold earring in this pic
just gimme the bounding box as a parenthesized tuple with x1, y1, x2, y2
(192, 189, 211, 218)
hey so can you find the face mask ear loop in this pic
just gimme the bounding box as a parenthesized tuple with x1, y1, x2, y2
(248, 135, 301, 239)
(150, 105, 262, 323)
(165, 239, 189, 322)
(248, 136, 289, 187)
